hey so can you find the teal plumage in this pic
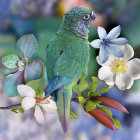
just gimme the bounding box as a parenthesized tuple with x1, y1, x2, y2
(46, 33, 90, 79)
(45, 6, 96, 132)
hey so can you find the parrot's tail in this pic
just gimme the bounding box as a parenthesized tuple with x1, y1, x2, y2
(57, 84, 72, 132)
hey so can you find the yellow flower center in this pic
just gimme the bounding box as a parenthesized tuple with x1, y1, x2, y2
(110, 59, 128, 75)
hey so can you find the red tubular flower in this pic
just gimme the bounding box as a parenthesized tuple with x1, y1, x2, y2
(93, 96, 129, 114)
(87, 108, 115, 130)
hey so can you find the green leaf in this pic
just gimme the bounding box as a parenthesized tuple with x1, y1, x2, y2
(70, 110, 79, 119)
(85, 100, 96, 111)
(87, 77, 98, 97)
(17, 107, 24, 114)
(112, 118, 122, 130)
(78, 96, 85, 106)
(11, 109, 18, 113)
(11, 107, 24, 114)
(20, 96, 23, 102)
(93, 100, 102, 104)
(96, 104, 112, 118)
(73, 79, 88, 94)
(90, 77, 98, 92)
(27, 78, 44, 98)
(93, 85, 114, 96)
(2, 54, 19, 69)
(82, 91, 89, 98)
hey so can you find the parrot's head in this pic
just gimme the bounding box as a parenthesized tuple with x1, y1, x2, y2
(63, 6, 96, 40)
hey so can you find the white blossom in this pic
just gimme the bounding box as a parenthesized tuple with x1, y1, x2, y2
(97, 44, 140, 90)
(17, 84, 57, 124)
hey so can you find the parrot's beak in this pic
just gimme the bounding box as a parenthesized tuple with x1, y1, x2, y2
(91, 11, 96, 20)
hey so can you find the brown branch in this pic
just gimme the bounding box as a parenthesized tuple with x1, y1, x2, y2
(0, 98, 79, 110)
(71, 98, 79, 103)
(0, 103, 21, 110)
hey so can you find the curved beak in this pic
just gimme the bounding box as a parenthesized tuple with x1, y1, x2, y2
(91, 11, 96, 20)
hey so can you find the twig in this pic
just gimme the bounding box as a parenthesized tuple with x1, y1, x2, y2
(0, 98, 80, 109)
(71, 98, 79, 103)
(0, 103, 21, 110)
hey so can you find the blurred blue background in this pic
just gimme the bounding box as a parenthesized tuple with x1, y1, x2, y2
(0, 0, 140, 140)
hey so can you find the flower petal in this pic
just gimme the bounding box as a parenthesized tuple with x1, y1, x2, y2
(22, 97, 36, 110)
(108, 45, 124, 58)
(98, 66, 115, 85)
(93, 96, 129, 114)
(110, 38, 128, 45)
(40, 99, 57, 114)
(24, 60, 48, 86)
(17, 84, 35, 97)
(34, 105, 45, 124)
(41, 99, 49, 104)
(0, 60, 17, 75)
(90, 39, 101, 48)
(24, 59, 42, 83)
(106, 25, 121, 40)
(99, 47, 110, 64)
(2, 54, 19, 69)
(17, 34, 38, 58)
(96, 56, 104, 66)
(87, 108, 115, 130)
(127, 58, 140, 80)
(3, 71, 24, 97)
(115, 74, 133, 90)
(97, 26, 107, 39)
(120, 44, 134, 61)
(96, 54, 115, 66)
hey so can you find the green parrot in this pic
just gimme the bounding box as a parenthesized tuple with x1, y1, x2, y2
(45, 6, 96, 132)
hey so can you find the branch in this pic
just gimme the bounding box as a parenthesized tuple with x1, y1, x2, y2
(0, 98, 78, 110)
(71, 98, 79, 103)
(0, 103, 21, 110)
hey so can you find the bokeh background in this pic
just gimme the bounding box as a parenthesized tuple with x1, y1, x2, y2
(0, 0, 140, 140)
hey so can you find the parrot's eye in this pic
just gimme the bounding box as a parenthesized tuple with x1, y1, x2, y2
(84, 14, 91, 20)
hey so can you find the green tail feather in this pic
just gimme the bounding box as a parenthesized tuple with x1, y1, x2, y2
(57, 84, 72, 132)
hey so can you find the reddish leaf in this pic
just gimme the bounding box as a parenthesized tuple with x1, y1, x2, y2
(93, 96, 129, 114)
(24, 59, 48, 86)
(17, 34, 38, 58)
(3, 71, 24, 97)
(24, 59, 42, 83)
(87, 108, 115, 130)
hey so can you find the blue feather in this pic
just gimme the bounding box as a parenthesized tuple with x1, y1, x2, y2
(45, 73, 80, 96)
(53, 92, 58, 102)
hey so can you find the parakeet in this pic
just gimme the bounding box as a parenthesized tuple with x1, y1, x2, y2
(45, 6, 96, 132)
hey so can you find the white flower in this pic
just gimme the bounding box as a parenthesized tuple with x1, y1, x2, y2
(97, 44, 140, 90)
(17, 84, 57, 124)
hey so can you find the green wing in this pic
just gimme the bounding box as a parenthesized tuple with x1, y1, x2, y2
(54, 40, 90, 78)
(46, 34, 90, 80)
(46, 35, 66, 80)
